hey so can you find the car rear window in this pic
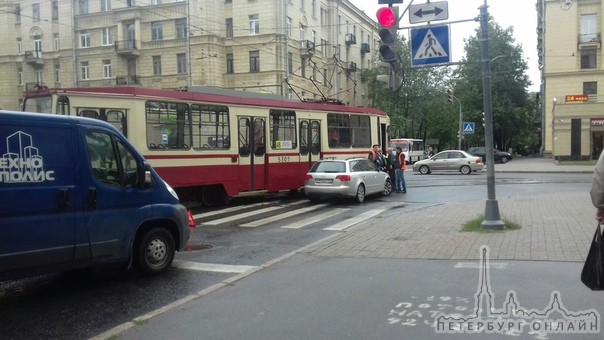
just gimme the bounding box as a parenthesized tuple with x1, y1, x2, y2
(310, 161, 346, 173)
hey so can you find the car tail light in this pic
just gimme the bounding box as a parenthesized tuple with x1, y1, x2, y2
(304, 174, 313, 182)
(335, 174, 351, 181)
(476, 158, 482, 164)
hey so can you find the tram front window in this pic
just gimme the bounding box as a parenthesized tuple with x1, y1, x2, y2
(23, 96, 52, 113)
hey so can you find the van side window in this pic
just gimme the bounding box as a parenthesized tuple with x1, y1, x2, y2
(86, 131, 138, 187)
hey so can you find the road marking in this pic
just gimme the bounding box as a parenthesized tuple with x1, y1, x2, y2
(453, 262, 508, 269)
(193, 200, 280, 219)
(281, 208, 350, 229)
(240, 203, 329, 227)
(201, 201, 307, 226)
(323, 205, 394, 231)
(172, 260, 260, 273)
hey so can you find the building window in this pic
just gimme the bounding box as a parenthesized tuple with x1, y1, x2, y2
(17, 68, 23, 85)
(226, 53, 234, 73)
(15, 4, 20, 24)
(151, 22, 163, 41)
(102, 28, 113, 46)
(287, 17, 292, 37)
(581, 14, 597, 43)
(126, 0, 134, 7)
(288, 52, 293, 73)
(33, 36, 42, 57)
(312, 0, 316, 18)
(300, 25, 305, 44)
(151, 0, 162, 4)
(33, 3, 40, 22)
(584, 81, 597, 95)
(103, 60, 112, 78)
(301, 58, 306, 77)
(320, 8, 327, 26)
(321, 39, 328, 57)
(226, 18, 233, 38)
(51, 1, 59, 20)
(79, 0, 88, 15)
(581, 49, 597, 69)
(249, 51, 260, 72)
(176, 19, 187, 39)
(101, 0, 111, 12)
(152, 56, 162, 75)
(55, 64, 61, 83)
(16, 38, 22, 54)
(54, 34, 60, 51)
(80, 31, 91, 48)
(35, 70, 43, 84)
(177, 53, 187, 74)
(81, 61, 89, 80)
(249, 15, 259, 35)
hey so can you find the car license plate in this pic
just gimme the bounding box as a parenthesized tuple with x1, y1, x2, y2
(314, 178, 333, 184)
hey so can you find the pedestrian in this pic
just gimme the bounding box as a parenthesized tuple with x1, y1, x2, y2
(395, 147, 407, 193)
(376, 147, 386, 171)
(428, 147, 434, 157)
(387, 147, 399, 185)
(591, 150, 604, 222)
(368, 144, 379, 166)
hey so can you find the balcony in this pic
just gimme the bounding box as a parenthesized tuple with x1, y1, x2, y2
(114, 40, 140, 56)
(360, 43, 370, 54)
(24, 50, 44, 66)
(300, 40, 315, 57)
(345, 34, 356, 45)
(578, 33, 601, 49)
(116, 75, 140, 85)
(346, 62, 357, 73)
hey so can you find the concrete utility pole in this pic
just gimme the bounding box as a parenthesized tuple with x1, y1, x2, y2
(479, 0, 505, 230)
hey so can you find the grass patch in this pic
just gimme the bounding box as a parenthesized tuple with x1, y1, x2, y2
(558, 160, 597, 166)
(133, 318, 149, 326)
(462, 215, 521, 232)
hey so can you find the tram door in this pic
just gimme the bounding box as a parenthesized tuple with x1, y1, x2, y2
(238, 117, 267, 191)
(298, 120, 321, 180)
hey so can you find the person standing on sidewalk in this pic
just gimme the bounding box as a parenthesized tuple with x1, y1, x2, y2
(368, 144, 379, 167)
(591, 151, 604, 222)
(385, 147, 397, 184)
(395, 146, 407, 193)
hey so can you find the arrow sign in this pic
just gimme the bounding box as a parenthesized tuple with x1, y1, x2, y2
(409, 1, 449, 24)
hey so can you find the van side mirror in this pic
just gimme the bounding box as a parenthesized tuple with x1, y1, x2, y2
(139, 162, 153, 189)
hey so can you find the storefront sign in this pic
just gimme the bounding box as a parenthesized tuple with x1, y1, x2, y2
(565, 94, 589, 102)
(591, 118, 604, 126)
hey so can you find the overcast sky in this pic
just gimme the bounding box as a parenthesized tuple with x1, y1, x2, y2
(350, 0, 540, 92)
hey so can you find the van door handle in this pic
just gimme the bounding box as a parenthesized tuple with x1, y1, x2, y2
(58, 188, 69, 209)
(87, 187, 97, 208)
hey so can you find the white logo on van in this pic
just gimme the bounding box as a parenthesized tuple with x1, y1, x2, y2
(0, 131, 55, 183)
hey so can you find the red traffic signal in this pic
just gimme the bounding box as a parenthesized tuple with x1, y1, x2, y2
(376, 7, 397, 28)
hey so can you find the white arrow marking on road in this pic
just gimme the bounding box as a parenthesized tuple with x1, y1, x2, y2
(172, 260, 260, 273)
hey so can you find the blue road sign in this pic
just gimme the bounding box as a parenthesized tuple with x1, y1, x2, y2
(410, 25, 450, 67)
(463, 122, 475, 135)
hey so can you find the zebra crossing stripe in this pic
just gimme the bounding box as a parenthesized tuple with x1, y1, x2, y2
(281, 208, 350, 229)
(172, 260, 260, 273)
(240, 204, 329, 227)
(323, 206, 392, 231)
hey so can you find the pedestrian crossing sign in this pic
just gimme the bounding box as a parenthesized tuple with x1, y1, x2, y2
(410, 25, 451, 67)
(463, 122, 475, 135)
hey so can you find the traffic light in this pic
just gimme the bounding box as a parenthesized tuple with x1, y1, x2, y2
(482, 112, 485, 126)
(376, 6, 399, 63)
(376, 62, 403, 91)
(446, 89, 454, 103)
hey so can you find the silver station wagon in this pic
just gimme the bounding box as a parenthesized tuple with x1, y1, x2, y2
(304, 158, 393, 203)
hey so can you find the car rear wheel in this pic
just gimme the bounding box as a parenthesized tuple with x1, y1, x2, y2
(355, 184, 366, 203)
(460, 165, 471, 175)
(500, 156, 508, 164)
(382, 178, 393, 196)
(419, 165, 430, 175)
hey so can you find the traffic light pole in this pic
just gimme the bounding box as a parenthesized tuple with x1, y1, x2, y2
(479, 1, 504, 230)
(456, 99, 462, 150)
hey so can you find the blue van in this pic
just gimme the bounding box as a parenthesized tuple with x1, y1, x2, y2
(0, 110, 190, 281)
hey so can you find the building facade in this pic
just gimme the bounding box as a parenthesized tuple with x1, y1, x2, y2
(0, 0, 380, 110)
(540, 0, 604, 160)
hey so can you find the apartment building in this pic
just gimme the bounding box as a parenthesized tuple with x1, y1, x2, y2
(0, 0, 380, 110)
(540, 0, 604, 160)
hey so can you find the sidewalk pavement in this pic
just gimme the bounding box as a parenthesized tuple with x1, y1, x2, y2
(309, 156, 598, 263)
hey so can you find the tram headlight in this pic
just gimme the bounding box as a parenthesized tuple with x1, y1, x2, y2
(164, 180, 180, 200)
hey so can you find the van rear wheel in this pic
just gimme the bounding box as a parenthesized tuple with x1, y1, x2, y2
(135, 227, 175, 275)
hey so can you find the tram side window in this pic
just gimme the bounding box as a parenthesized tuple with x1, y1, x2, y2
(350, 115, 371, 148)
(145, 101, 191, 150)
(327, 113, 351, 148)
(190, 104, 230, 149)
(269, 110, 296, 149)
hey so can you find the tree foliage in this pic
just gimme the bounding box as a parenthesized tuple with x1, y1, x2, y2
(366, 17, 539, 154)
